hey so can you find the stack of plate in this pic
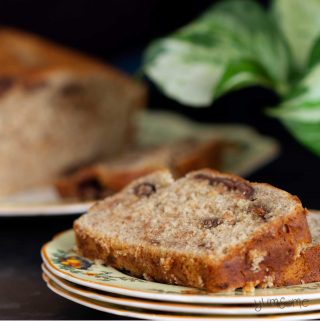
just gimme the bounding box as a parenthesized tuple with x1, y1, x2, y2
(41, 229, 320, 320)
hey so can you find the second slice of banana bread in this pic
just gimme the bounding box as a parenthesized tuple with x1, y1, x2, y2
(56, 138, 223, 200)
(275, 212, 320, 286)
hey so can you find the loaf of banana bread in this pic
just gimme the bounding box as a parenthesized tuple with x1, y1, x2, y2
(0, 28, 145, 196)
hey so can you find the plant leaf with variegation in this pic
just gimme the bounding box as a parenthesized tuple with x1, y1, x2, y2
(144, 0, 291, 107)
(272, 0, 320, 72)
(268, 63, 320, 155)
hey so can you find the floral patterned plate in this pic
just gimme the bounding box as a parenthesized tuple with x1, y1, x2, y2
(42, 264, 320, 315)
(43, 274, 320, 320)
(41, 228, 320, 305)
(0, 111, 278, 217)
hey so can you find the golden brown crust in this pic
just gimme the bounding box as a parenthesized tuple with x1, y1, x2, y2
(273, 212, 320, 286)
(0, 27, 147, 114)
(0, 27, 142, 85)
(74, 169, 311, 292)
(0, 27, 146, 120)
(273, 245, 320, 286)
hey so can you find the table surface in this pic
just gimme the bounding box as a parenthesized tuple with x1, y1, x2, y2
(1, 55, 320, 320)
(0, 215, 139, 320)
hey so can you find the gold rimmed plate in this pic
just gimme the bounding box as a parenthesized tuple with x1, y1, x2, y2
(42, 264, 320, 315)
(41, 226, 320, 305)
(43, 273, 320, 320)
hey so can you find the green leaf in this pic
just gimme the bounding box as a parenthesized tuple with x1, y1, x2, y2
(272, 0, 320, 71)
(308, 37, 320, 70)
(144, 0, 290, 107)
(269, 63, 320, 156)
(214, 59, 277, 99)
(144, 39, 226, 106)
(279, 118, 320, 156)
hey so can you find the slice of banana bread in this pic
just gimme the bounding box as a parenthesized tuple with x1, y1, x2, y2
(74, 169, 310, 292)
(0, 28, 145, 196)
(56, 138, 223, 200)
(275, 212, 320, 286)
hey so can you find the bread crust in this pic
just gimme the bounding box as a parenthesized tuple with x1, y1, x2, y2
(273, 245, 320, 286)
(273, 212, 320, 286)
(74, 169, 311, 292)
(0, 27, 142, 83)
(56, 141, 224, 200)
(56, 164, 166, 199)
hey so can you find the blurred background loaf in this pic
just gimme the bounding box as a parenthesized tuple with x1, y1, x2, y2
(0, 28, 145, 196)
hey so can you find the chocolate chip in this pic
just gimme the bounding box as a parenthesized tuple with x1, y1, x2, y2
(60, 83, 84, 96)
(0, 77, 14, 96)
(194, 173, 254, 199)
(251, 205, 269, 221)
(198, 242, 213, 250)
(134, 182, 156, 197)
(202, 217, 223, 229)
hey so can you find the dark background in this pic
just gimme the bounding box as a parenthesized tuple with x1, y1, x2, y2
(0, 0, 319, 319)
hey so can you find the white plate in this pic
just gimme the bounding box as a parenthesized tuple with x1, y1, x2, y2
(0, 203, 90, 217)
(0, 111, 278, 217)
(41, 228, 320, 305)
(42, 264, 320, 315)
(43, 274, 320, 320)
(0, 186, 93, 216)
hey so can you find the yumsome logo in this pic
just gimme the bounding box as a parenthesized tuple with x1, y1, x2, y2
(254, 297, 309, 312)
